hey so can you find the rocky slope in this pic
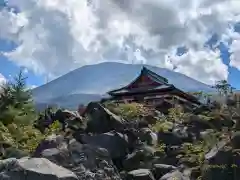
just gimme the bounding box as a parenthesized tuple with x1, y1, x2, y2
(0, 102, 239, 180)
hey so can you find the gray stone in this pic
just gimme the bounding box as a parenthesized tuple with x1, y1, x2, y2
(160, 170, 190, 180)
(81, 131, 129, 159)
(127, 169, 155, 180)
(0, 157, 78, 180)
(152, 164, 177, 180)
(139, 128, 158, 146)
(84, 102, 125, 133)
(40, 138, 122, 180)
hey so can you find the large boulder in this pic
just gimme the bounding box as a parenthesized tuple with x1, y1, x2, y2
(157, 132, 183, 146)
(184, 115, 213, 131)
(208, 115, 234, 130)
(0, 157, 78, 180)
(80, 131, 129, 159)
(55, 109, 82, 122)
(231, 131, 240, 149)
(84, 102, 125, 133)
(172, 125, 194, 142)
(33, 134, 65, 157)
(55, 109, 84, 131)
(202, 138, 240, 180)
(41, 138, 122, 180)
(123, 145, 155, 171)
(204, 140, 230, 163)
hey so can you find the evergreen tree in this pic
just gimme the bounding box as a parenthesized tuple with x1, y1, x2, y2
(212, 80, 235, 97)
(0, 82, 14, 112)
(0, 70, 36, 125)
(11, 70, 32, 108)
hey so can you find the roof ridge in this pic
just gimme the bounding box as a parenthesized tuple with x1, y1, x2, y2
(141, 66, 169, 84)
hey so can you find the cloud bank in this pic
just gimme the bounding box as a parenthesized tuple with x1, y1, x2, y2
(0, 0, 240, 84)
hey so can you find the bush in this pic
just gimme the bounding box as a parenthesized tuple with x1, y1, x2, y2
(105, 102, 150, 120)
(151, 121, 173, 132)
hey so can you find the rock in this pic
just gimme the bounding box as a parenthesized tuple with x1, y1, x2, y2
(209, 115, 234, 130)
(84, 102, 125, 133)
(80, 131, 129, 159)
(185, 115, 213, 131)
(41, 148, 71, 167)
(40, 138, 122, 180)
(189, 167, 201, 180)
(152, 164, 177, 180)
(55, 109, 84, 131)
(138, 128, 158, 146)
(199, 129, 214, 140)
(201, 163, 232, 180)
(123, 151, 144, 171)
(231, 131, 240, 149)
(123, 145, 155, 171)
(0, 157, 78, 180)
(172, 125, 194, 142)
(193, 105, 211, 115)
(55, 109, 82, 122)
(205, 140, 230, 162)
(33, 134, 66, 157)
(127, 169, 155, 180)
(123, 128, 139, 152)
(233, 116, 240, 130)
(158, 132, 183, 146)
(160, 170, 190, 180)
(202, 139, 236, 180)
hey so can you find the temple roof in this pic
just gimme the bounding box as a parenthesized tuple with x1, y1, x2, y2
(108, 66, 173, 95)
(107, 66, 202, 105)
(140, 67, 169, 85)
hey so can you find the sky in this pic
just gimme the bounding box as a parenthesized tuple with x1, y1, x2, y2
(1, 0, 240, 89)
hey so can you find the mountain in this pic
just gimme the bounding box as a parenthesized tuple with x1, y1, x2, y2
(32, 62, 215, 110)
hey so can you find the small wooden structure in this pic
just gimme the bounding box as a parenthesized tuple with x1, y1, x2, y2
(106, 67, 202, 113)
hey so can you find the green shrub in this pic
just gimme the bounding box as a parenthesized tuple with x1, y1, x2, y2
(151, 121, 173, 132)
(105, 102, 150, 120)
(45, 120, 62, 135)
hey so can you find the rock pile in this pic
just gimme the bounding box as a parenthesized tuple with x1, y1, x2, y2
(0, 102, 240, 180)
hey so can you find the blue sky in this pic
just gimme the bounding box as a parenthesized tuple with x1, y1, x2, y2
(0, 39, 43, 87)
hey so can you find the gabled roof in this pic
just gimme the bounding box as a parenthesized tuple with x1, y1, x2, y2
(108, 66, 172, 95)
(141, 67, 169, 85)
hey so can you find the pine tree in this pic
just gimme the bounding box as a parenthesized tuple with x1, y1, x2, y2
(0, 70, 36, 125)
(11, 70, 32, 108)
(0, 82, 14, 112)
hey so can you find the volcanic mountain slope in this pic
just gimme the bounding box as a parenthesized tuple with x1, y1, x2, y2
(32, 62, 215, 109)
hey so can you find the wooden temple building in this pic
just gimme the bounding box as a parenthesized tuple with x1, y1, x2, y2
(105, 67, 202, 114)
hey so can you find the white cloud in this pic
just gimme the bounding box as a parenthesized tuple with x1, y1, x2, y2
(22, 67, 28, 74)
(27, 84, 37, 89)
(0, 73, 6, 85)
(167, 48, 229, 85)
(0, 0, 240, 84)
(227, 30, 240, 70)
